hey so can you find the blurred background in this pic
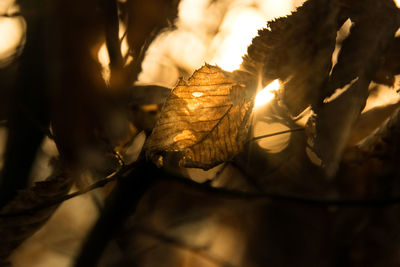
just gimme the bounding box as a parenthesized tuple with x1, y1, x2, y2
(0, 1, 304, 265)
(1, 0, 400, 266)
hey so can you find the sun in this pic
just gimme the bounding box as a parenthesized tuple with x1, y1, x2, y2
(254, 79, 281, 109)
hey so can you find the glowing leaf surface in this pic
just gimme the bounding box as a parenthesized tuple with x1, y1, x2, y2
(145, 64, 252, 170)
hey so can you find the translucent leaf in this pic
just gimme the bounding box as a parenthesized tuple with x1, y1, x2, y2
(145, 64, 252, 170)
(234, 0, 344, 115)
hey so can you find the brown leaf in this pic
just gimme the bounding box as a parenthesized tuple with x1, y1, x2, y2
(373, 36, 400, 87)
(234, 0, 345, 115)
(358, 106, 400, 160)
(0, 163, 72, 264)
(310, 77, 369, 178)
(145, 64, 252, 170)
(308, 0, 399, 178)
(347, 102, 400, 146)
(328, 0, 399, 92)
(338, 106, 400, 199)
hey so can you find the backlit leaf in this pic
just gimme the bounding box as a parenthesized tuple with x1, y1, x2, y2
(145, 64, 252, 170)
(234, 0, 344, 115)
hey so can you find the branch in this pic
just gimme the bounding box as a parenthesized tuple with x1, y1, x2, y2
(249, 127, 304, 143)
(0, 161, 137, 218)
(74, 159, 157, 267)
(0, 13, 22, 17)
(99, 0, 124, 70)
(126, 33, 157, 86)
(160, 173, 400, 207)
(135, 225, 236, 267)
(3, 158, 400, 219)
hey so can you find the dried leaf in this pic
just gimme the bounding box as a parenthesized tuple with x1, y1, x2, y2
(338, 107, 400, 198)
(328, 0, 399, 92)
(234, 0, 345, 115)
(0, 163, 72, 264)
(309, 77, 369, 177)
(348, 102, 400, 146)
(145, 64, 252, 170)
(373, 36, 400, 86)
(122, 0, 180, 85)
(308, 0, 399, 178)
(358, 107, 400, 159)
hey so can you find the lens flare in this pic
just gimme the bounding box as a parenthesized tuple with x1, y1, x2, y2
(254, 79, 281, 108)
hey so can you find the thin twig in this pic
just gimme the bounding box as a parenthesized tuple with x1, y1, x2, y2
(112, 149, 126, 167)
(4, 159, 400, 218)
(100, 0, 124, 70)
(249, 127, 304, 143)
(0, 13, 22, 17)
(162, 175, 400, 207)
(74, 159, 157, 267)
(119, 29, 128, 45)
(135, 225, 236, 267)
(0, 161, 137, 217)
(127, 33, 155, 85)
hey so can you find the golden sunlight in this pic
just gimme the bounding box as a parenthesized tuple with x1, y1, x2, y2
(253, 121, 291, 153)
(97, 23, 130, 84)
(210, 8, 265, 71)
(395, 0, 400, 8)
(209, 0, 300, 72)
(0, 0, 24, 64)
(138, 0, 301, 87)
(0, 16, 24, 63)
(98, 43, 111, 82)
(254, 79, 281, 108)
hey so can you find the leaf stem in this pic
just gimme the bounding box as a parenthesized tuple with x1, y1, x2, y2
(249, 127, 304, 143)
